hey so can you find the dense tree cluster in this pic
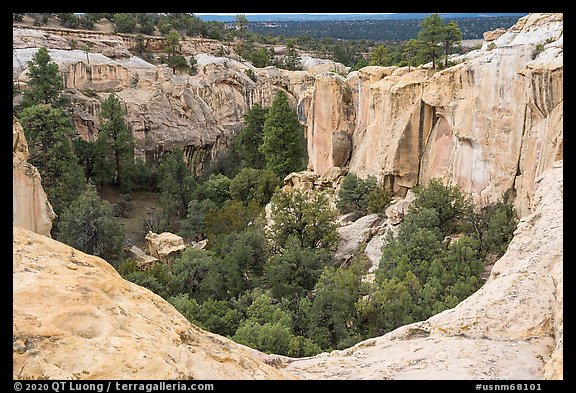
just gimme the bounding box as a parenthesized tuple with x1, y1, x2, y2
(247, 16, 521, 42)
(14, 48, 134, 265)
(336, 173, 393, 215)
(118, 172, 517, 356)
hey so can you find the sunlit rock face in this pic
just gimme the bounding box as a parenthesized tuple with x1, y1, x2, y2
(12, 116, 56, 237)
(13, 225, 296, 380)
(305, 13, 563, 215)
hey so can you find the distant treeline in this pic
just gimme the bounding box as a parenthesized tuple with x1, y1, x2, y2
(247, 16, 522, 42)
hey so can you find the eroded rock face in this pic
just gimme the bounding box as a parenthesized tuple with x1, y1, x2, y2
(13, 225, 295, 380)
(13, 28, 316, 176)
(284, 161, 563, 380)
(12, 116, 56, 237)
(420, 13, 563, 213)
(304, 13, 563, 214)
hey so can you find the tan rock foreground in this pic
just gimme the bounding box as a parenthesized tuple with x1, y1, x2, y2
(284, 162, 563, 379)
(12, 225, 294, 380)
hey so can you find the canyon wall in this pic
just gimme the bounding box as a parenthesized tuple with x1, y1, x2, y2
(12, 116, 56, 237)
(13, 14, 562, 213)
(13, 26, 318, 175)
(12, 14, 563, 380)
(305, 13, 563, 215)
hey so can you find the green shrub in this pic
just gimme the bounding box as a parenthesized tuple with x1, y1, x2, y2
(337, 173, 392, 215)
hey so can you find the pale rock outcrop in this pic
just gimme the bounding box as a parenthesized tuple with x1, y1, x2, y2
(419, 13, 563, 212)
(334, 214, 382, 263)
(127, 245, 159, 270)
(283, 171, 319, 191)
(14, 48, 133, 91)
(12, 116, 56, 237)
(483, 28, 507, 41)
(384, 190, 415, 225)
(145, 231, 186, 265)
(13, 225, 294, 380)
(305, 13, 562, 214)
(349, 68, 434, 194)
(306, 73, 355, 174)
(285, 161, 562, 379)
(299, 56, 349, 75)
(13, 26, 133, 58)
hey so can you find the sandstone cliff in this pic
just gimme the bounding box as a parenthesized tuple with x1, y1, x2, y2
(13, 26, 317, 175)
(284, 161, 563, 379)
(12, 116, 56, 237)
(305, 13, 562, 216)
(13, 225, 294, 379)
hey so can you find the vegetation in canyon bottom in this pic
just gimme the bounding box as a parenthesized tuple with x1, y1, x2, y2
(14, 43, 517, 358)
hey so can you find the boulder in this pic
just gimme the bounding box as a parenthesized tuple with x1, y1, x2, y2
(283, 171, 318, 191)
(127, 245, 159, 270)
(384, 190, 415, 225)
(145, 231, 186, 265)
(483, 28, 507, 41)
(334, 214, 382, 262)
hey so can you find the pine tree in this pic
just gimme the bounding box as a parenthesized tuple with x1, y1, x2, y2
(402, 39, 421, 72)
(441, 20, 463, 68)
(369, 44, 393, 67)
(57, 182, 125, 266)
(157, 149, 196, 220)
(18, 104, 86, 230)
(417, 13, 445, 69)
(93, 94, 135, 193)
(259, 91, 306, 179)
(165, 29, 188, 74)
(237, 103, 269, 169)
(269, 189, 338, 251)
(283, 39, 301, 70)
(21, 47, 65, 109)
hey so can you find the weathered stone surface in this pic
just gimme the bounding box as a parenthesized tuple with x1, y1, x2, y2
(145, 232, 186, 265)
(13, 28, 316, 176)
(285, 162, 562, 379)
(483, 28, 507, 41)
(348, 68, 434, 194)
(306, 73, 355, 175)
(127, 245, 159, 270)
(384, 190, 415, 226)
(334, 214, 382, 262)
(305, 13, 562, 214)
(283, 171, 319, 191)
(13, 226, 295, 380)
(419, 13, 563, 212)
(12, 117, 56, 237)
(300, 56, 348, 75)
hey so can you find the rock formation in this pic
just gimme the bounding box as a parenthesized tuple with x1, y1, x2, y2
(12, 116, 56, 237)
(13, 225, 295, 379)
(284, 161, 563, 379)
(305, 13, 563, 216)
(13, 26, 316, 176)
(145, 231, 186, 265)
